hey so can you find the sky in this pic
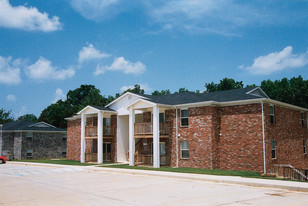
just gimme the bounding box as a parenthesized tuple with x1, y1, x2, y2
(0, 0, 308, 118)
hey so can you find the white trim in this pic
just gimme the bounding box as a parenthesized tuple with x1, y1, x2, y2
(77, 105, 117, 115)
(1, 130, 66, 134)
(29, 122, 56, 128)
(246, 87, 269, 99)
(106, 92, 149, 107)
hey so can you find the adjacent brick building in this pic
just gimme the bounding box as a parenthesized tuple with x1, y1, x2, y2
(66, 87, 308, 178)
(1, 121, 67, 160)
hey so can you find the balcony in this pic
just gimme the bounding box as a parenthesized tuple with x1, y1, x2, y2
(134, 123, 169, 138)
(85, 126, 115, 139)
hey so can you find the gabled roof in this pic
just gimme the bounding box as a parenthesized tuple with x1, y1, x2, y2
(2, 120, 66, 132)
(77, 105, 116, 115)
(137, 87, 268, 106)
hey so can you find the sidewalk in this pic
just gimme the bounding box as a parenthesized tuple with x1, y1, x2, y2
(8, 161, 308, 192)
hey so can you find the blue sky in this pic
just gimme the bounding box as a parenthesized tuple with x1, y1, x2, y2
(0, 0, 308, 118)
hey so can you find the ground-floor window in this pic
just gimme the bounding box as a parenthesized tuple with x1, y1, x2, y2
(271, 140, 277, 159)
(180, 141, 189, 159)
(26, 149, 33, 157)
(62, 148, 67, 157)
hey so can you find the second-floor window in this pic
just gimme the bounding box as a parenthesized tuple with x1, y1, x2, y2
(181, 109, 189, 127)
(26, 132, 33, 141)
(301, 112, 305, 127)
(304, 139, 307, 154)
(270, 105, 275, 124)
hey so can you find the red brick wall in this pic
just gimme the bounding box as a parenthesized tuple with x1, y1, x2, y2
(67, 119, 81, 161)
(219, 104, 264, 173)
(264, 104, 308, 172)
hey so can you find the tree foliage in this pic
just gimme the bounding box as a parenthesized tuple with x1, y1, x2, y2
(17, 114, 38, 122)
(152, 89, 171, 96)
(122, 84, 145, 95)
(205, 78, 244, 92)
(39, 85, 110, 128)
(260, 75, 308, 108)
(0, 108, 14, 124)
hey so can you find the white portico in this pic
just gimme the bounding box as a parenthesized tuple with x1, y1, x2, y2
(78, 106, 117, 164)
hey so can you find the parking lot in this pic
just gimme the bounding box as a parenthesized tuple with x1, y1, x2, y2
(1, 163, 308, 206)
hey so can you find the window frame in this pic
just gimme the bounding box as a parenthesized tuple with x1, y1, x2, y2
(26, 132, 33, 141)
(180, 109, 189, 127)
(26, 149, 33, 157)
(271, 140, 277, 159)
(180, 141, 189, 159)
(159, 113, 166, 123)
(62, 148, 67, 157)
(303, 139, 307, 154)
(270, 105, 275, 125)
(301, 112, 305, 127)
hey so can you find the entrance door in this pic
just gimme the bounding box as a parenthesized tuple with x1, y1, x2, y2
(103, 142, 111, 161)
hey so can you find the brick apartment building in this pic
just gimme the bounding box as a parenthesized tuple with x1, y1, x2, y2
(1, 121, 67, 160)
(66, 87, 308, 178)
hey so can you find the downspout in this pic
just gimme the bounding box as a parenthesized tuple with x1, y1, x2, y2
(261, 99, 266, 174)
(175, 107, 179, 168)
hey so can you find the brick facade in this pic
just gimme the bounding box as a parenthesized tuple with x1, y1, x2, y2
(67, 102, 308, 174)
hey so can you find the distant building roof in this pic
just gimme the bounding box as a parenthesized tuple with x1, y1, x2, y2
(2, 121, 66, 132)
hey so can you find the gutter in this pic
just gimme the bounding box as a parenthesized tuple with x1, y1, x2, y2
(175, 107, 179, 168)
(260, 99, 266, 174)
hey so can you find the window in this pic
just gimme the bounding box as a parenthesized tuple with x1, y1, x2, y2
(62, 134, 67, 141)
(26, 132, 33, 141)
(180, 141, 189, 159)
(103, 118, 111, 127)
(159, 113, 165, 123)
(62, 148, 67, 157)
(181, 109, 189, 127)
(304, 139, 307, 154)
(26, 149, 33, 157)
(301, 112, 305, 127)
(270, 105, 275, 124)
(271, 140, 276, 159)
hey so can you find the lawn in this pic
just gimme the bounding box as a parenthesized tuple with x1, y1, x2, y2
(104, 164, 262, 178)
(12, 159, 97, 166)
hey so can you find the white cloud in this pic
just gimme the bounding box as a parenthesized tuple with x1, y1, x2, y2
(0, 0, 62, 32)
(25, 57, 75, 81)
(94, 57, 146, 76)
(52, 88, 66, 103)
(0, 56, 22, 85)
(143, 0, 270, 35)
(78, 44, 110, 63)
(70, 0, 122, 21)
(245, 46, 308, 75)
(120, 83, 152, 93)
(6, 94, 16, 102)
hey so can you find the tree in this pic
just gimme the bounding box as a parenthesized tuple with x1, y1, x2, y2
(122, 84, 145, 95)
(17, 114, 38, 122)
(205, 78, 244, 92)
(261, 75, 308, 108)
(152, 89, 171, 96)
(0, 108, 14, 124)
(39, 84, 108, 128)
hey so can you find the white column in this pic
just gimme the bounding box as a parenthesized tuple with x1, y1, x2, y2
(80, 113, 86, 163)
(97, 111, 104, 164)
(129, 107, 135, 166)
(153, 105, 160, 168)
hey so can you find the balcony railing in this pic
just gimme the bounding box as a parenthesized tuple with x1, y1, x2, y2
(134, 123, 169, 135)
(85, 126, 114, 138)
(134, 154, 170, 166)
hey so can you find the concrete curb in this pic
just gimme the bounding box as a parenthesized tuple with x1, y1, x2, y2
(8, 161, 308, 192)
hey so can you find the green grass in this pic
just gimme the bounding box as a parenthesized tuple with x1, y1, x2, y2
(104, 164, 262, 178)
(12, 159, 97, 166)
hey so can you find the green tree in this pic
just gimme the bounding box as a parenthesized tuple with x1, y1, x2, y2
(122, 84, 145, 95)
(39, 84, 109, 128)
(17, 114, 38, 122)
(0, 108, 14, 124)
(261, 75, 308, 108)
(205, 78, 244, 92)
(152, 89, 171, 96)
